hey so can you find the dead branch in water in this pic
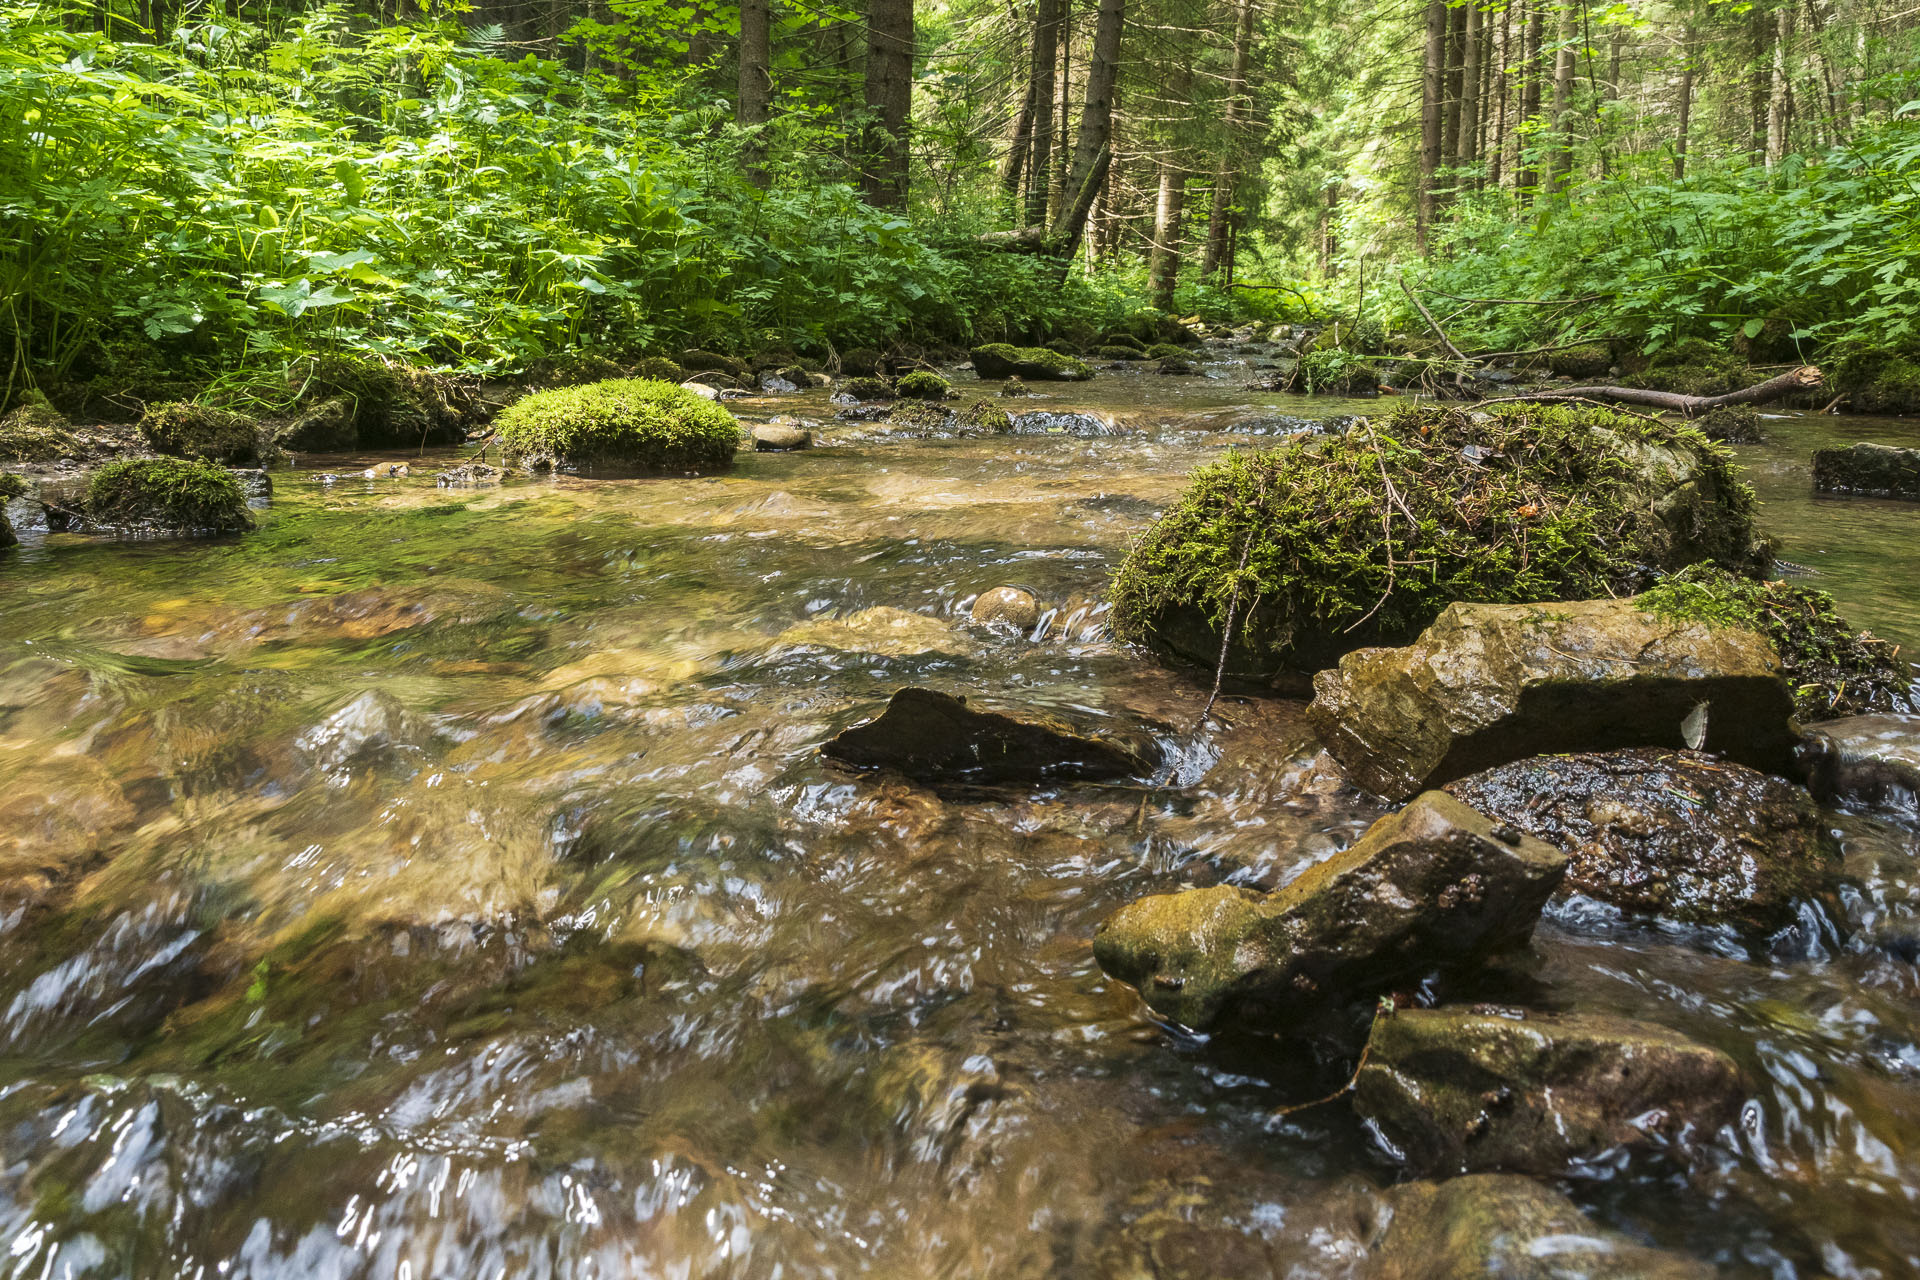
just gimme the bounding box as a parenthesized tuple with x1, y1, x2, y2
(1477, 366, 1823, 416)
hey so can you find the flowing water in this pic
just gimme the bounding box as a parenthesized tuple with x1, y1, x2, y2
(1, 356, 1917, 1278)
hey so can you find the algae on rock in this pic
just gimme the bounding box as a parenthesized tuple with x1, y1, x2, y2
(1109, 402, 1771, 681)
(493, 378, 741, 473)
(84, 458, 254, 535)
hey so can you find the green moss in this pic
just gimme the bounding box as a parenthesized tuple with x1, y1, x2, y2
(0, 472, 26, 501)
(1110, 402, 1766, 676)
(1146, 343, 1188, 360)
(969, 344, 1095, 381)
(0, 393, 85, 463)
(959, 400, 1013, 433)
(839, 347, 883, 376)
(1292, 348, 1379, 394)
(86, 458, 254, 534)
(678, 349, 748, 378)
(139, 402, 265, 464)
(493, 378, 741, 473)
(632, 356, 687, 382)
(301, 355, 471, 447)
(1099, 333, 1148, 353)
(1097, 345, 1148, 361)
(839, 376, 894, 401)
(1833, 347, 1920, 414)
(1696, 405, 1764, 443)
(1548, 342, 1612, 379)
(885, 400, 957, 431)
(894, 371, 953, 400)
(1638, 565, 1911, 721)
(1625, 339, 1750, 397)
(523, 351, 629, 387)
(1044, 338, 1084, 357)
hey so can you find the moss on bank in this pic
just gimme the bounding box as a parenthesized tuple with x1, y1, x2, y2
(0, 393, 85, 463)
(1110, 402, 1767, 678)
(493, 378, 740, 472)
(1639, 565, 1912, 721)
(86, 459, 254, 534)
(139, 402, 267, 464)
(969, 344, 1095, 381)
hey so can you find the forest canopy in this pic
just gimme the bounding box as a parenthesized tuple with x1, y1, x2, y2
(3, 0, 1917, 407)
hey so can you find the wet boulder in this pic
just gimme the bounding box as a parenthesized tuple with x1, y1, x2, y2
(970, 586, 1040, 631)
(436, 462, 503, 487)
(0, 472, 23, 548)
(1368, 1174, 1715, 1279)
(1800, 714, 1920, 816)
(275, 397, 356, 452)
(1110, 403, 1771, 682)
(1308, 598, 1799, 802)
(81, 459, 255, 536)
(1696, 404, 1764, 444)
(821, 687, 1152, 786)
(1445, 749, 1841, 938)
(1092, 792, 1565, 1030)
(752, 421, 812, 451)
(1813, 442, 1920, 500)
(1548, 342, 1613, 380)
(968, 344, 1095, 382)
(1354, 1006, 1746, 1178)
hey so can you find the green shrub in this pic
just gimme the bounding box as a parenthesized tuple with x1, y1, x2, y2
(139, 402, 265, 464)
(894, 371, 954, 400)
(493, 379, 741, 473)
(86, 459, 253, 534)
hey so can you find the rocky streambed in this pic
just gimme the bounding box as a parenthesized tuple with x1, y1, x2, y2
(0, 346, 1918, 1277)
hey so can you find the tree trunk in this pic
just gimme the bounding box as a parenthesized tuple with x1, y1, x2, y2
(1489, 1, 1511, 188)
(861, 0, 914, 208)
(1443, 0, 1467, 170)
(1149, 60, 1192, 310)
(1319, 182, 1339, 276)
(738, 0, 772, 186)
(1547, 1, 1575, 194)
(1049, 0, 1125, 257)
(1674, 29, 1695, 178)
(1515, 2, 1542, 201)
(1418, 0, 1447, 252)
(1749, 4, 1769, 157)
(1202, 0, 1256, 278)
(1050, 7, 1073, 223)
(1767, 2, 1793, 164)
(1026, 0, 1062, 226)
(1459, 1, 1482, 170)
(1000, 77, 1037, 205)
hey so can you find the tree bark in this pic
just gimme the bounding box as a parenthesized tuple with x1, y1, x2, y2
(1674, 28, 1695, 178)
(1050, 5, 1073, 223)
(1489, 1, 1511, 188)
(1202, 0, 1256, 278)
(1515, 2, 1542, 200)
(1547, 1, 1575, 194)
(861, 0, 914, 208)
(738, 0, 772, 186)
(1443, 0, 1467, 170)
(1460, 1, 1482, 170)
(1027, 0, 1062, 226)
(1149, 59, 1193, 310)
(1049, 0, 1125, 255)
(1483, 366, 1824, 415)
(1000, 77, 1037, 204)
(1418, 0, 1447, 252)
(1767, 2, 1793, 164)
(1749, 4, 1769, 158)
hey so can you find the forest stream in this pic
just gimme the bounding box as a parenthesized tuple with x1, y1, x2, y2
(2, 352, 1919, 1278)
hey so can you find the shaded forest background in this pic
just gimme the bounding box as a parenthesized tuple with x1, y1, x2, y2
(3, 0, 1918, 408)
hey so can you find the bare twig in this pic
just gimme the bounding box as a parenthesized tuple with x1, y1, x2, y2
(1399, 274, 1470, 364)
(1197, 535, 1256, 727)
(1477, 366, 1823, 417)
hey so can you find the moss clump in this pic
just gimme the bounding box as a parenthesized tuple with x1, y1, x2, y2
(678, 349, 749, 379)
(1624, 339, 1750, 397)
(1044, 339, 1084, 357)
(1100, 333, 1149, 354)
(85, 458, 253, 534)
(969, 344, 1095, 381)
(840, 347, 884, 377)
(1696, 405, 1764, 444)
(139, 402, 266, 464)
(524, 352, 629, 388)
(1291, 348, 1379, 395)
(632, 356, 687, 382)
(1097, 345, 1148, 362)
(493, 378, 741, 473)
(0, 393, 85, 463)
(1110, 402, 1768, 678)
(1548, 342, 1612, 380)
(960, 400, 1013, 433)
(894, 371, 954, 400)
(886, 400, 958, 432)
(1639, 565, 1912, 721)
(0, 472, 24, 549)
(1146, 343, 1188, 360)
(1833, 347, 1920, 414)
(839, 376, 894, 401)
(302, 355, 472, 447)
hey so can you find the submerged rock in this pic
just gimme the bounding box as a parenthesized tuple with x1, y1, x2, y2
(1445, 749, 1841, 938)
(436, 462, 503, 487)
(1368, 1175, 1715, 1279)
(1308, 599, 1798, 802)
(1093, 792, 1565, 1030)
(1696, 404, 1764, 444)
(1109, 403, 1770, 681)
(969, 344, 1095, 382)
(752, 421, 813, 451)
(970, 586, 1040, 631)
(275, 397, 356, 452)
(1800, 714, 1920, 816)
(776, 607, 968, 658)
(1354, 1006, 1745, 1177)
(821, 687, 1152, 786)
(1813, 442, 1920, 500)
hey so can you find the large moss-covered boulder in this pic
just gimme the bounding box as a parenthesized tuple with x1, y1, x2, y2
(1093, 792, 1566, 1030)
(138, 402, 268, 465)
(1812, 442, 1920, 500)
(1623, 338, 1752, 398)
(84, 459, 254, 535)
(1307, 598, 1798, 801)
(1110, 404, 1769, 682)
(1446, 749, 1841, 939)
(1355, 1007, 1745, 1177)
(969, 344, 1094, 381)
(494, 379, 741, 473)
(1369, 1175, 1715, 1279)
(1548, 341, 1613, 379)
(301, 355, 473, 447)
(1637, 565, 1911, 720)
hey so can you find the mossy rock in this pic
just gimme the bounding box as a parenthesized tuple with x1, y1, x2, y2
(959, 400, 1013, 433)
(1548, 342, 1612, 380)
(139, 402, 268, 465)
(886, 401, 958, 432)
(839, 376, 894, 402)
(1145, 343, 1187, 360)
(1097, 345, 1148, 362)
(1696, 404, 1764, 444)
(1638, 564, 1911, 721)
(523, 352, 629, 388)
(632, 356, 687, 383)
(1625, 339, 1751, 398)
(678, 349, 749, 379)
(0, 472, 24, 549)
(1833, 348, 1920, 414)
(1098, 333, 1148, 354)
(0, 394, 87, 463)
(1291, 348, 1379, 395)
(969, 344, 1094, 381)
(302, 355, 472, 448)
(1043, 339, 1084, 357)
(840, 347, 884, 377)
(1109, 403, 1770, 681)
(85, 459, 254, 535)
(493, 379, 741, 474)
(894, 371, 954, 401)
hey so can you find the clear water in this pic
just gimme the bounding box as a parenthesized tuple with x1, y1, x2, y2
(0, 362, 1916, 1277)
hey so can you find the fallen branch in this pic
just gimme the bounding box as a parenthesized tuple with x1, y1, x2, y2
(1398, 275, 1469, 364)
(1477, 365, 1823, 416)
